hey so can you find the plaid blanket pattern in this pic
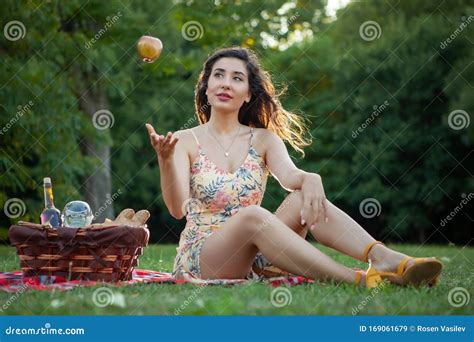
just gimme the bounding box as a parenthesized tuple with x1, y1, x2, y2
(0, 269, 314, 292)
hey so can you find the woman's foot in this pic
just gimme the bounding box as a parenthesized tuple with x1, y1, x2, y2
(367, 244, 442, 286)
(368, 244, 405, 273)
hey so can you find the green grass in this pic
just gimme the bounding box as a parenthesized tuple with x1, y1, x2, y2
(0, 243, 472, 315)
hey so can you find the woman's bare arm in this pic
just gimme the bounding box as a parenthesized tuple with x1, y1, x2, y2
(261, 129, 308, 191)
(263, 129, 328, 227)
(146, 124, 190, 219)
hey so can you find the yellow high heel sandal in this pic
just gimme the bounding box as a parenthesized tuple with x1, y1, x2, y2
(354, 241, 388, 288)
(361, 241, 443, 287)
(393, 256, 443, 287)
(354, 264, 387, 289)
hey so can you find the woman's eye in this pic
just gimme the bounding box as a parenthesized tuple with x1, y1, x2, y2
(213, 73, 242, 81)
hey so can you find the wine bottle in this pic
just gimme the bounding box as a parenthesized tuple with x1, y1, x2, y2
(40, 177, 62, 227)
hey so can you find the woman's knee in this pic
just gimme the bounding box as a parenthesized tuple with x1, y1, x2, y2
(283, 190, 304, 210)
(275, 190, 304, 223)
(239, 205, 272, 232)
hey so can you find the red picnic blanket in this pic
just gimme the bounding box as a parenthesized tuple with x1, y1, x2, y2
(0, 269, 314, 292)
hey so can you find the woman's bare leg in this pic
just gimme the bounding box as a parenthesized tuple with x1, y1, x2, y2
(199, 205, 357, 283)
(311, 200, 410, 271)
(274, 190, 408, 272)
(273, 190, 309, 238)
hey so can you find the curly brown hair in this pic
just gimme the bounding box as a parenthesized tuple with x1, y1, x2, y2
(194, 47, 312, 157)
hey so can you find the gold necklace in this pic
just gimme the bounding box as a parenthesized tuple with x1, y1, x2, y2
(206, 125, 241, 157)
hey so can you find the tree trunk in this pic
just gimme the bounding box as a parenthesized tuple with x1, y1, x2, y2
(78, 87, 114, 222)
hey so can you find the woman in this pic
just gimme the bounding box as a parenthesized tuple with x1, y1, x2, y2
(145, 47, 443, 288)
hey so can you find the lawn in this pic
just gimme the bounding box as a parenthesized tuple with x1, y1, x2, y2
(0, 243, 472, 315)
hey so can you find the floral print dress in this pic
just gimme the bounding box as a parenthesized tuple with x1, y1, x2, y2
(172, 127, 285, 280)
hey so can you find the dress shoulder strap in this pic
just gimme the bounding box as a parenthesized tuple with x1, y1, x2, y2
(249, 128, 254, 146)
(190, 128, 200, 147)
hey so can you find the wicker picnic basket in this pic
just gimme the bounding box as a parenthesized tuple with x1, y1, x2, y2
(8, 222, 150, 282)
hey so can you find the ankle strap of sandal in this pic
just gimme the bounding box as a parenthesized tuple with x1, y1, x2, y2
(362, 241, 384, 263)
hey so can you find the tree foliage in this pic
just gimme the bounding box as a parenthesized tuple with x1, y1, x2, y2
(1, 0, 471, 243)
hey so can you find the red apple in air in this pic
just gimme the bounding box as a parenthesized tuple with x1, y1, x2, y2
(137, 35, 163, 63)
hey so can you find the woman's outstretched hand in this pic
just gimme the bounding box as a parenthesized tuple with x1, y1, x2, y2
(145, 123, 179, 161)
(300, 173, 329, 230)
